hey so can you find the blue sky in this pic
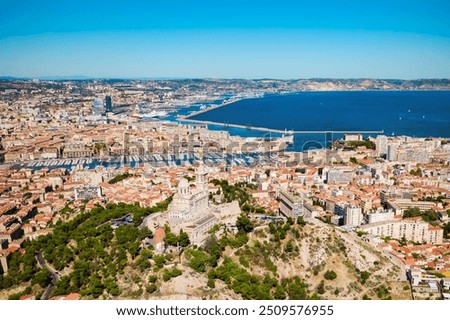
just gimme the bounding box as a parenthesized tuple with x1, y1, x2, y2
(0, 0, 449, 79)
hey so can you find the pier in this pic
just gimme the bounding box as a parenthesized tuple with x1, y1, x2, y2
(184, 97, 242, 118)
(178, 117, 384, 135)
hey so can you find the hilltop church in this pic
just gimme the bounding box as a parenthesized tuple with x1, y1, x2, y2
(143, 165, 231, 245)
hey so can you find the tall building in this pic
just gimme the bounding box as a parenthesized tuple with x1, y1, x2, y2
(279, 190, 304, 218)
(344, 205, 363, 227)
(387, 144, 397, 161)
(104, 96, 112, 113)
(375, 135, 388, 157)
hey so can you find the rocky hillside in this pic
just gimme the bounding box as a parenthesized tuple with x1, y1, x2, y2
(134, 218, 410, 300)
(0, 201, 411, 300)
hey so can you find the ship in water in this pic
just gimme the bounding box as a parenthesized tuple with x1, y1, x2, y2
(131, 110, 168, 119)
(139, 110, 168, 118)
(131, 102, 168, 119)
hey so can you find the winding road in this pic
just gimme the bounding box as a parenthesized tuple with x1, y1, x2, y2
(35, 250, 61, 300)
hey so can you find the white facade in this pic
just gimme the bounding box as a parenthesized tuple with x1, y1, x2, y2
(358, 218, 443, 244)
(375, 135, 388, 157)
(279, 190, 304, 218)
(366, 209, 395, 224)
(168, 167, 209, 221)
(147, 165, 219, 244)
(344, 205, 363, 227)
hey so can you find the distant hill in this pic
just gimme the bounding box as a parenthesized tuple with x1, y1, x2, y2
(0, 76, 448, 90)
(37, 75, 94, 81)
(0, 76, 30, 80)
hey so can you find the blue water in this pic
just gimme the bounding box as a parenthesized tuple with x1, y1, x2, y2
(189, 91, 450, 151)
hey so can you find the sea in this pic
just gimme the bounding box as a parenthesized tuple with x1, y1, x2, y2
(187, 91, 450, 151)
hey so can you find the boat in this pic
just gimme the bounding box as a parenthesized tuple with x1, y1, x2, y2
(140, 110, 168, 118)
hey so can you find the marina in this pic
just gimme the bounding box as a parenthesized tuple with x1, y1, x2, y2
(11, 153, 282, 172)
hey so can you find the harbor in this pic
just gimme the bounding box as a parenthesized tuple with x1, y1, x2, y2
(178, 117, 384, 135)
(9, 152, 284, 172)
(182, 96, 243, 118)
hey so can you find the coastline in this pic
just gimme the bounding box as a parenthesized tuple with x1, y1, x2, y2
(182, 96, 246, 119)
(176, 91, 449, 143)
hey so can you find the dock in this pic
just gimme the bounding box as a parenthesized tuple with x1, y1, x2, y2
(185, 97, 242, 118)
(178, 117, 384, 135)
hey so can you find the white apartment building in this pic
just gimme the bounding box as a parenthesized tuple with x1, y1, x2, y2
(366, 209, 395, 224)
(375, 135, 388, 157)
(279, 190, 304, 218)
(358, 217, 443, 244)
(344, 205, 363, 227)
(387, 199, 435, 214)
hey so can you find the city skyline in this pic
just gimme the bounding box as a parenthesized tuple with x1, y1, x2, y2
(1, 0, 449, 79)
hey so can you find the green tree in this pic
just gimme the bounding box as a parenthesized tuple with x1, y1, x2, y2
(170, 268, 182, 278)
(324, 270, 337, 281)
(422, 210, 438, 222)
(108, 172, 132, 184)
(284, 240, 295, 253)
(146, 283, 157, 293)
(399, 236, 408, 246)
(444, 222, 450, 239)
(296, 216, 306, 227)
(359, 271, 371, 284)
(286, 277, 308, 299)
(236, 214, 254, 233)
(403, 207, 421, 218)
(409, 168, 422, 177)
(207, 278, 215, 288)
(164, 231, 178, 246)
(31, 269, 51, 288)
(186, 249, 211, 273)
(104, 277, 121, 296)
(87, 274, 105, 298)
(154, 255, 166, 269)
(178, 230, 191, 247)
(274, 285, 286, 300)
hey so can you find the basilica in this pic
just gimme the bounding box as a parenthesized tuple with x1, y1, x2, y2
(143, 165, 220, 245)
(168, 165, 210, 220)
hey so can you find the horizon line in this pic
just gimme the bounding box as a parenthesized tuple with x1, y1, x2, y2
(1, 75, 449, 81)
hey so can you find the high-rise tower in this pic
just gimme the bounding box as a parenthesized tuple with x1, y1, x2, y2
(104, 96, 112, 113)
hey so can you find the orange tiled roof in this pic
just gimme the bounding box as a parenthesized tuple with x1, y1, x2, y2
(64, 293, 81, 300)
(153, 227, 166, 244)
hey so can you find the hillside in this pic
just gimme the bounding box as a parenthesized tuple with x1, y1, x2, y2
(153, 219, 410, 300)
(0, 201, 410, 300)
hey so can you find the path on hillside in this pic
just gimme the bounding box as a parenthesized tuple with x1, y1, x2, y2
(35, 250, 61, 300)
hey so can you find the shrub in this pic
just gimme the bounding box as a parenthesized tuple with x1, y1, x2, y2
(359, 271, 371, 284)
(317, 280, 325, 294)
(207, 278, 215, 288)
(324, 270, 337, 281)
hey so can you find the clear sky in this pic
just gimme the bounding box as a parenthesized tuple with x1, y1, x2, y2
(0, 0, 449, 79)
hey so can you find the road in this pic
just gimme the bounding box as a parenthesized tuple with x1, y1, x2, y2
(35, 250, 61, 300)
